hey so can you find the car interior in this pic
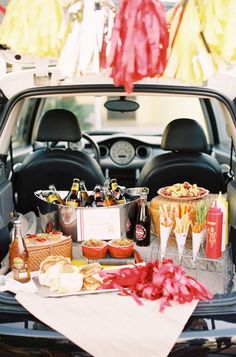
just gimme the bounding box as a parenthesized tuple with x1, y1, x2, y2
(137, 117, 226, 199)
(0, 83, 234, 265)
(0, 81, 236, 353)
(2, 87, 233, 214)
(16, 108, 105, 214)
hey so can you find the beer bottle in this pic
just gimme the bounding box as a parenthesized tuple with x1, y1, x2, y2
(65, 178, 80, 207)
(110, 178, 126, 204)
(83, 194, 95, 207)
(134, 193, 151, 246)
(79, 180, 89, 206)
(47, 185, 65, 205)
(116, 191, 126, 205)
(93, 185, 104, 207)
(104, 189, 118, 206)
(110, 178, 118, 193)
(10, 219, 31, 283)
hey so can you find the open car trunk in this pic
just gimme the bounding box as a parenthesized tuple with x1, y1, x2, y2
(1, 81, 236, 353)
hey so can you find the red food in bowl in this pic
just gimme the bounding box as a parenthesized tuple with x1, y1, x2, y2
(82, 240, 108, 260)
(108, 239, 134, 258)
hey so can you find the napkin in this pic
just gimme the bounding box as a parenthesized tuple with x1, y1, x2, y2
(0, 272, 38, 294)
(16, 290, 198, 357)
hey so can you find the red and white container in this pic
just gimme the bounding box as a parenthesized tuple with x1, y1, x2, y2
(205, 206, 223, 259)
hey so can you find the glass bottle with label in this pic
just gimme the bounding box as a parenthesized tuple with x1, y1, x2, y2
(110, 178, 126, 204)
(83, 194, 95, 207)
(65, 178, 80, 207)
(134, 192, 151, 246)
(47, 184, 65, 205)
(93, 185, 104, 207)
(10, 219, 31, 283)
(104, 189, 118, 206)
(79, 180, 89, 206)
(126, 201, 139, 239)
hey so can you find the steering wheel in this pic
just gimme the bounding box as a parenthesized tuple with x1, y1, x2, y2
(82, 132, 101, 165)
(48, 133, 100, 164)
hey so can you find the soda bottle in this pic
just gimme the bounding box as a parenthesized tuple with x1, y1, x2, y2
(134, 192, 151, 246)
(65, 178, 80, 207)
(9, 219, 31, 283)
(126, 201, 139, 239)
(79, 180, 89, 206)
(47, 184, 65, 205)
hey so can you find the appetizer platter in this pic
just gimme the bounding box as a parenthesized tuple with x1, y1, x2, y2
(158, 182, 209, 201)
(33, 277, 119, 298)
(33, 256, 121, 298)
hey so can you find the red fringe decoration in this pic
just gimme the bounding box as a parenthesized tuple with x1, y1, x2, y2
(99, 259, 213, 312)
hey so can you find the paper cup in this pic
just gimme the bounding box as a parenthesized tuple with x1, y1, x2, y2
(192, 229, 206, 265)
(160, 224, 172, 260)
(175, 230, 188, 264)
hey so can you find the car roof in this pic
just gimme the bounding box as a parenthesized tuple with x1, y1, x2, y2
(0, 65, 236, 101)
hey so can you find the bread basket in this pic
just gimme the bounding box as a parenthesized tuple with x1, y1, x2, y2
(10, 236, 72, 272)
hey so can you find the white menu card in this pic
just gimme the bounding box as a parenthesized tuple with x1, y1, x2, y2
(76, 208, 121, 241)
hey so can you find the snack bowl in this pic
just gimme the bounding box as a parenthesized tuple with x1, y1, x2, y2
(82, 240, 108, 260)
(108, 238, 134, 258)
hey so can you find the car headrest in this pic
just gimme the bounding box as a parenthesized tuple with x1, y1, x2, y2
(36, 109, 82, 142)
(161, 118, 208, 153)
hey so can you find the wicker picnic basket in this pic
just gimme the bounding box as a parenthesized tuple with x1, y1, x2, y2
(26, 236, 72, 271)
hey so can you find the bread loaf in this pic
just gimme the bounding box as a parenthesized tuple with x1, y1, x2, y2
(39, 255, 70, 273)
(38, 256, 102, 293)
(39, 255, 83, 293)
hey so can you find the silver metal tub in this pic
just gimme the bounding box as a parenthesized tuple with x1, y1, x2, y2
(35, 190, 140, 242)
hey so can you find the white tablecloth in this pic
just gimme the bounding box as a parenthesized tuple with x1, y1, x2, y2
(16, 290, 198, 357)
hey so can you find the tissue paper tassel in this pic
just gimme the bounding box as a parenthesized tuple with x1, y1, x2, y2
(108, 0, 169, 93)
(58, 0, 115, 78)
(0, 0, 63, 58)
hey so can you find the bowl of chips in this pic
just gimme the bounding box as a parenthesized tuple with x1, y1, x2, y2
(108, 238, 134, 258)
(82, 239, 108, 260)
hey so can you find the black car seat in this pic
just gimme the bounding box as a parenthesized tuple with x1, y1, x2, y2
(137, 118, 225, 200)
(16, 109, 105, 213)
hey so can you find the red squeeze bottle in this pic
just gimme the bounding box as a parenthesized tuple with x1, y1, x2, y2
(205, 206, 223, 259)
